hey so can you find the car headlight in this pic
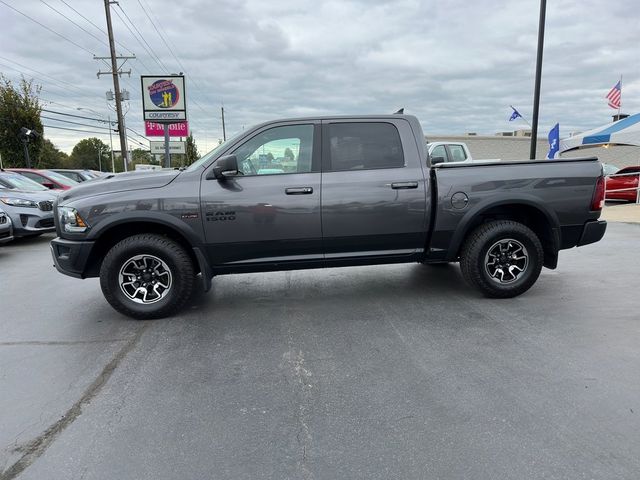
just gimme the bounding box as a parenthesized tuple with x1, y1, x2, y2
(58, 206, 89, 233)
(0, 197, 38, 208)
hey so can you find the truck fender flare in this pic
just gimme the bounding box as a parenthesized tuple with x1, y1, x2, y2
(86, 212, 203, 247)
(446, 195, 560, 261)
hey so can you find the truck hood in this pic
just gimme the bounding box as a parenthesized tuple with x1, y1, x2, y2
(57, 170, 181, 204)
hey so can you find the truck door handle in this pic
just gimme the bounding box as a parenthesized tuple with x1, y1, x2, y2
(390, 182, 418, 189)
(285, 187, 314, 195)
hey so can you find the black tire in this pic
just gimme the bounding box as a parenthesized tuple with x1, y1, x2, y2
(100, 234, 195, 319)
(459, 220, 543, 298)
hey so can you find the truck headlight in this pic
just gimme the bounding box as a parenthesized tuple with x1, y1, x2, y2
(58, 206, 89, 233)
(1, 197, 38, 208)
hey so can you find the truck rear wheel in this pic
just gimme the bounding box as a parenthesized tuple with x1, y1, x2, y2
(459, 220, 543, 298)
(99, 234, 195, 319)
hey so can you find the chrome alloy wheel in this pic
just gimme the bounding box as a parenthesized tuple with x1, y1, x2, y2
(118, 254, 173, 304)
(484, 239, 529, 284)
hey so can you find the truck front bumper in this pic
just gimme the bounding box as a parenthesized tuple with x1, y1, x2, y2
(577, 220, 607, 247)
(50, 237, 95, 278)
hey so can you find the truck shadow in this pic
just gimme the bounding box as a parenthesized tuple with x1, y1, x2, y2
(184, 263, 479, 316)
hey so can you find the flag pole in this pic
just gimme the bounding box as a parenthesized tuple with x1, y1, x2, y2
(510, 105, 533, 128)
(617, 74, 622, 117)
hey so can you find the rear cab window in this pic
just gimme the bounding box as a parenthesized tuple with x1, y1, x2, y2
(325, 122, 404, 171)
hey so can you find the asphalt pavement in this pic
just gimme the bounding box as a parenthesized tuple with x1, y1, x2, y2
(1, 224, 639, 480)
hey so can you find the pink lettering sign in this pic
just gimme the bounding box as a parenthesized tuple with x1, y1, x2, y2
(144, 121, 189, 137)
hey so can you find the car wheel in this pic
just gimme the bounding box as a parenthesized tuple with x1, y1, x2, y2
(459, 220, 543, 298)
(100, 234, 195, 319)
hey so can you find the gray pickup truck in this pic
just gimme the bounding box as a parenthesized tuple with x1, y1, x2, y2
(50, 115, 607, 319)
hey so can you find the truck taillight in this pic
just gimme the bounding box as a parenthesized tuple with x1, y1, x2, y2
(591, 176, 605, 211)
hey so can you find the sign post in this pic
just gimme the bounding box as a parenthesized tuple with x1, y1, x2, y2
(141, 75, 187, 168)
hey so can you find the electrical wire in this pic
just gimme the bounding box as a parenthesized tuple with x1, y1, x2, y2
(41, 115, 114, 130)
(114, 4, 168, 72)
(39, 0, 110, 50)
(43, 124, 111, 135)
(58, 0, 136, 56)
(41, 109, 111, 123)
(0, 0, 95, 55)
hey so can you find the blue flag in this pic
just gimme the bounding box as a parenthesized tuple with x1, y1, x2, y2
(509, 106, 522, 122)
(546, 123, 560, 159)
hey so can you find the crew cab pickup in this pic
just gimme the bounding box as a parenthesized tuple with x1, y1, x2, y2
(50, 115, 607, 319)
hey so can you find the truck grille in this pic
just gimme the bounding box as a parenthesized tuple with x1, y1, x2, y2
(38, 201, 53, 211)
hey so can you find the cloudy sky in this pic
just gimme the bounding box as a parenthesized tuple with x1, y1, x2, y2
(0, 0, 638, 155)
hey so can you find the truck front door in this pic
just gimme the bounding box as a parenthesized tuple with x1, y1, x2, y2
(321, 119, 429, 260)
(201, 123, 322, 266)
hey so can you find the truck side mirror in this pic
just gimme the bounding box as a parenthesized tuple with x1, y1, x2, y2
(208, 155, 239, 180)
(431, 156, 446, 165)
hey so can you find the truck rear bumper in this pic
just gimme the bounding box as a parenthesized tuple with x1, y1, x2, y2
(577, 220, 607, 247)
(50, 237, 95, 278)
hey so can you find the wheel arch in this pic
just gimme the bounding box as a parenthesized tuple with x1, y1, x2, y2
(83, 217, 201, 278)
(448, 199, 560, 268)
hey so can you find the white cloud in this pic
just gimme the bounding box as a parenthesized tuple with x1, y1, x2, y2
(0, 0, 638, 154)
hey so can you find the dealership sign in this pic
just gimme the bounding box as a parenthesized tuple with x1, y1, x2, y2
(145, 121, 189, 137)
(141, 75, 187, 122)
(150, 141, 186, 154)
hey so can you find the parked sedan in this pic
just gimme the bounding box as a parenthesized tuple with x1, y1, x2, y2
(51, 169, 102, 183)
(605, 166, 640, 202)
(0, 172, 58, 237)
(0, 207, 13, 244)
(8, 168, 79, 190)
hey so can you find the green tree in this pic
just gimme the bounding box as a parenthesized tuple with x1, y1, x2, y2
(185, 134, 199, 165)
(69, 138, 110, 171)
(0, 75, 43, 167)
(38, 139, 68, 169)
(131, 148, 152, 165)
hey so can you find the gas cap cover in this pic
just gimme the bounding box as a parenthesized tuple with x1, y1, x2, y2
(451, 192, 469, 210)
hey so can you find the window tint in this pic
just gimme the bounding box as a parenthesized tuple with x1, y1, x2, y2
(232, 124, 314, 176)
(448, 144, 467, 162)
(328, 122, 404, 171)
(20, 172, 46, 184)
(430, 145, 447, 161)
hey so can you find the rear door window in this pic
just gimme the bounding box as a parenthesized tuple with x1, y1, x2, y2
(448, 144, 467, 162)
(326, 122, 404, 171)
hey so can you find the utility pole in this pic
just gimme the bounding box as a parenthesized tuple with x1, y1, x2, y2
(100, 0, 134, 168)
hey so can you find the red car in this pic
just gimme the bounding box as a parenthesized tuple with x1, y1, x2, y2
(605, 166, 640, 202)
(7, 168, 79, 191)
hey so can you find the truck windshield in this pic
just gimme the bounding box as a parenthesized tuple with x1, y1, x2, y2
(185, 131, 244, 172)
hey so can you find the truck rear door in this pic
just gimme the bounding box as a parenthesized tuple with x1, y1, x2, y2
(320, 119, 429, 259)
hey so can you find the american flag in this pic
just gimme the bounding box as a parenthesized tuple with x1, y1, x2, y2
(606, 80, 622, 109)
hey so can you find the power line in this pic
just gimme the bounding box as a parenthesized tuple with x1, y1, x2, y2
(43, 124, 111, 136)
(137, 0, 207, 94)
(40, 0, 110, 50)
(114, 4, 168, 72)
(0, 0, 95, 55)
(127, 127, 148, 141)
(0, 58, 94, 96)
(42, 115, 113, 130)
(57, 0, 135, 56)
(42, 108, 111, 123)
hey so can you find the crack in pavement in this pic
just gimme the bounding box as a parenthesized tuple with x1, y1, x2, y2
(0, 323, 150, 480)
(283, 346, 314, 480)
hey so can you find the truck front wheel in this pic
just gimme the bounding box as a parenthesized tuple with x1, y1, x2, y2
(459, 220, 543, 298)
(99, 234, 195, 319)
